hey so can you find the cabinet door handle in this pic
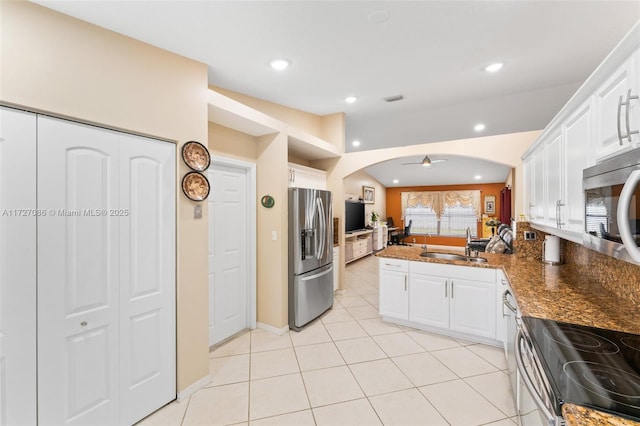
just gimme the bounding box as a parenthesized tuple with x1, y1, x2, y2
(618, 94, 625, 146)
(451, 280, 454, 298)
(556, 200, 565, 228)
(625, 89, 639, 143)
(404, 274, 407, 291)
(444, 280, 448, 298)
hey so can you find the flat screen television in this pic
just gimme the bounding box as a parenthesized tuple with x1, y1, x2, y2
(345, 201, 365, 233)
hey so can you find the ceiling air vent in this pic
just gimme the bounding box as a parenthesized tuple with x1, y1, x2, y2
(383, 95, 404, 103)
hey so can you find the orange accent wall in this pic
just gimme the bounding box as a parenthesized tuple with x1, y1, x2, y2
(386, 183, 506, 247)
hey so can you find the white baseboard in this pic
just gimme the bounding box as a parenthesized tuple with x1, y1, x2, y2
(177, 375, 211, 402)
(257, 322, 289, 335)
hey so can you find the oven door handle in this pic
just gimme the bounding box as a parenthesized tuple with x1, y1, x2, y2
(515, 328, 556, 422)
(617, 169, 640, 262)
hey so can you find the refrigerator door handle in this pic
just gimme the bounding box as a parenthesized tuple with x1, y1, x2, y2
(300, 263, 333, 282)
(317, 197, 325, 260)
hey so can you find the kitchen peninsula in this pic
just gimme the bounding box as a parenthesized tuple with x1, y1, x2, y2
(377, 243, 640, 426)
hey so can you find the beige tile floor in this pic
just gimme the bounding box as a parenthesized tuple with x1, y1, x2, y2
(139, 255, 518, 426)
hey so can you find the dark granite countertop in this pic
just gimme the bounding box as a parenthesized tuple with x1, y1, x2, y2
(376, 245, 640, 426)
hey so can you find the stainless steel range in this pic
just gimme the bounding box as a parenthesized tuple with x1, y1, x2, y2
(517, 316, 640, 424)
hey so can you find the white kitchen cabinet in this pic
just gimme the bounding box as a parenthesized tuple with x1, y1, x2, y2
(526, 101, 592, 236)
(543, 130, 563, 228)
(381, 260, 498, 343)
(288, 163, 327, 190)
(523, 156, 534, 221)
(408, 273, 449, 329)
(562, 99, 592, 232)
(522, 26, 639, 243)
(378, 258, 409, 320)
(594, 50, 640, 161)
(531, 144, 545, 224)
(449, 278, 496, 339)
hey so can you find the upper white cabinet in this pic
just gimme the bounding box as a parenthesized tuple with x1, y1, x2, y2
(562, 99, 592, 232)
(523, 23, 639, 241)
(594, 50, 640, 160)
(288, 162, 327, 190)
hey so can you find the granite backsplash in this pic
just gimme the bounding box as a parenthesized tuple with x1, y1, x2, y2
(514, 222, 640, 305)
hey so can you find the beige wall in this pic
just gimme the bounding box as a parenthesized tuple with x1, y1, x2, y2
(208, 122, 259, 162)
(211, 86, 345, 151)
(255, 133, 289, 329)
(1, 1, 210, 392)
(344, 170, 387, 225)
(317, 130, 540, 281)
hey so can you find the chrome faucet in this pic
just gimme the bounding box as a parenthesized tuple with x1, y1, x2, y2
(465, 227, 472, 257)
(421, 233, 431, 254)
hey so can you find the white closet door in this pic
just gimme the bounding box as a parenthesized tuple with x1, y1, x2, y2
(37, 116, 121, 425)
(0, 107, 37, 426)
(118, 134, 175, 424)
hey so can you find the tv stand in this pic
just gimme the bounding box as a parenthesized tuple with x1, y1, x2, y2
(345, 229, 373, 264)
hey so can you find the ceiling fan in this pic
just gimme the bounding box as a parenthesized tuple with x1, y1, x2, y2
(400, 155, 448, 167)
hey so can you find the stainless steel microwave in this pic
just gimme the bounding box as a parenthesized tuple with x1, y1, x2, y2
(583, 148, 640, 265)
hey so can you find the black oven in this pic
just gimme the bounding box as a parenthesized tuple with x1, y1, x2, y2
(583, 148, 640, 265)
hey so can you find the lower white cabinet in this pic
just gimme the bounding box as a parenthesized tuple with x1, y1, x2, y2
(378, 258, 409, 320)
(381, 259, 498, 343)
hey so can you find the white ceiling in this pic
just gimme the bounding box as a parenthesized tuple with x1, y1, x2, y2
(32, 0, 640, 185)
(364, 154, 511, 187)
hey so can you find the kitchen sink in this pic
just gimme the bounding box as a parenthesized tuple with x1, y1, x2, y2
(419, 252, 488, 263)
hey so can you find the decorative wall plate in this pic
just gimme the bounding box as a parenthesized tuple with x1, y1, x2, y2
(182, 172, 210, 201)
(182, 141, 210, 172)
(261, 195, 275, 208)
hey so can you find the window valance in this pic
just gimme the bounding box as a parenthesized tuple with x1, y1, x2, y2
(401, 190, 481, 219)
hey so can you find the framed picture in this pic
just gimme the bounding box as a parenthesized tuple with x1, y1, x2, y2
(484, 195, 496, 214)
(363, 186, 375, 204)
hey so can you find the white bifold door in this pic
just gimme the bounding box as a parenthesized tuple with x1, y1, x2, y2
(0, 109, 176, 426)
(0, 107, 38, 426)
(37, 116, 176, 425)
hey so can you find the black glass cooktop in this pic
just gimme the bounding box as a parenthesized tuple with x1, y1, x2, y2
(522, 316, 640, 421)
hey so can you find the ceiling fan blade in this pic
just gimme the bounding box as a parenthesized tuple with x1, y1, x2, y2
(431, 159, 448, 163)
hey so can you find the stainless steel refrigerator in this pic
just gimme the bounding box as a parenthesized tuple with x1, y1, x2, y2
(288, 188, 333, 331)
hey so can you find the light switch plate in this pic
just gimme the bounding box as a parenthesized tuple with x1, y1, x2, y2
(194, 205, 202, 219)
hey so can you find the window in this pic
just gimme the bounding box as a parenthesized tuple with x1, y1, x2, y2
(405, 203, 478, 237)
(401, 190, 481, 238)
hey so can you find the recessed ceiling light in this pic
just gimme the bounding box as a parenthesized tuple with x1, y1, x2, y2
(474, 123, 486, 132)
(345, 96, 357, 104)
(270, 59, 290, 71)
(485, 62, 504, 73)
(352, 140, 360, 147)
(393, 179, 399, 184)
(474, 175, 482, 180)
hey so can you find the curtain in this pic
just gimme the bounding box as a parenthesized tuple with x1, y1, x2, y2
(500, 187, 512, 224)
(401, 190, 481, 219)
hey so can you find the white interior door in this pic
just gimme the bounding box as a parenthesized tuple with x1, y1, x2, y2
(37, 116, 121, 425)
(37, 116, 176, 425)
(0, 107, 37, 426)
(209, 164, 248, 345)
(118, 133, 176, 424)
